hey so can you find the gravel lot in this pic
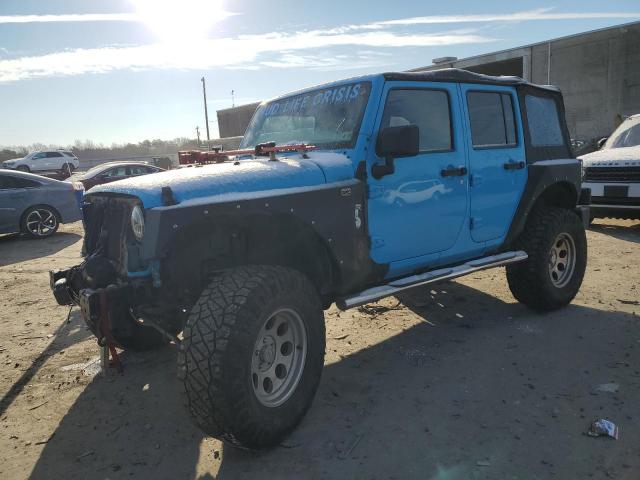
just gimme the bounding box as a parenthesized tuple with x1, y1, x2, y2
(0, 219, 638, 479)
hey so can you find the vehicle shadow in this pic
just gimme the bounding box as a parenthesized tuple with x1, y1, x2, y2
(28, 283, 640, 480)
(0, 309, 92, 417)
(0, 231, 82, 267)
(589, 220, 640, 244)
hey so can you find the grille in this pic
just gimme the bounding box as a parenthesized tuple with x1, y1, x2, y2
(584, 166, 640, 183)
(83, 196, 132, 273)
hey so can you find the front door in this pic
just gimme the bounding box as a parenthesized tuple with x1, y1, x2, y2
(0, 176, 27, 232)
(367, 82, 468, 265)
(460, 85, 527, 243)
(30, 152, 49, 172)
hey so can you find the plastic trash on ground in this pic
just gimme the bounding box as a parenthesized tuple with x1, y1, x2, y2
(587, 419, 619, 439)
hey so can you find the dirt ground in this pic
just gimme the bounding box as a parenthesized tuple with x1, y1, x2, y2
(0, 219, 638, 480)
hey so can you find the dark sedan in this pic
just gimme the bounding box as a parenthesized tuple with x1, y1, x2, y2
(0, 170, 82, 238)
(69, 162, 164, 191)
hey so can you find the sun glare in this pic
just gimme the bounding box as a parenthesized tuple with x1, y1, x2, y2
(130, 0, 230, 42)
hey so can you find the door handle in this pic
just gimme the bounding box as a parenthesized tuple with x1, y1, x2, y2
(503, 160, 525, 170)
(440, 166, 467, 177)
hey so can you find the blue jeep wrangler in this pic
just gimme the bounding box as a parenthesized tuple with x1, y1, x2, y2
(51, 69, 589, 449)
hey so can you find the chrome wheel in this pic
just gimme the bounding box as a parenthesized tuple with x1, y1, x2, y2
(251, 308, 307, 408)
(548, 233, 576, 288)
(25, 208, 58, 237)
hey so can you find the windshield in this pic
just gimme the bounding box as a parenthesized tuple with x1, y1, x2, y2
(240, 81, 371, 150)
(604, 117, 640, 149)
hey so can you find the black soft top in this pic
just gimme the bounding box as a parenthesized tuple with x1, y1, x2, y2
(384, 68, 572, 161)
(383, 68, 559, 93)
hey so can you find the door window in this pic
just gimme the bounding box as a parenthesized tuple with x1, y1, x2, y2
(46, 152, 63, 158)
(379, 89, 453, 152)
(467, 92, 517, 148)
(129, 166, 147, 175)
(31, 152, 46, 160)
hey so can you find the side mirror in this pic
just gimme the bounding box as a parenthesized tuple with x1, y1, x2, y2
(597, 137, 608, 150)
(373, 125, 420, 179)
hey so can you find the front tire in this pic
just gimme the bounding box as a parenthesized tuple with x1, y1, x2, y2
(17, 165, 30, 173)
(507, 206, 587, 311)
(179, 265, 325, 450)
(21, 205, 59, 238)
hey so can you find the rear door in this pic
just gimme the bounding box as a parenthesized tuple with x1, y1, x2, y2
(367, 82, 468, 265)
(460, 85, 527, 243)
(46, 151, 64, 170)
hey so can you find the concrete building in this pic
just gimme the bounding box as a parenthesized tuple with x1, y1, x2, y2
(414, 21, 640, 144)
(217, 21, 640, 145)
(216, 102, 260, 138)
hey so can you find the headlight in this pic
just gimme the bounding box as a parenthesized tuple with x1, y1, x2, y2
(131, 205, 145, 241)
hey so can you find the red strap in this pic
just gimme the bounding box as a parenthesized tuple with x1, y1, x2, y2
(99, 291, 123, 373)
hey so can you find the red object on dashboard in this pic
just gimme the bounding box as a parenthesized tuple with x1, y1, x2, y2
(178, 144, 316, 165)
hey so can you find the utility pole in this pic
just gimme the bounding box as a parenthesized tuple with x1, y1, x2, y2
(231, 89, 235, 108)
(201, 77, 211, 150)
(195, 126, 201, 147)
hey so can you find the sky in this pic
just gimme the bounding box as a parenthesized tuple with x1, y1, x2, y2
(0, 0, 639, 148)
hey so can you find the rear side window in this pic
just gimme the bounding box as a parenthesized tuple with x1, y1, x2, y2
(467, 91, 517, 148)
(62, 151, 76, 157)
(0, 175, 41, 189)
(129, 166, 147, 175)
(524, 95, 564, 146)
(380, 89, 452, 152)
(104, 166, 128, 177)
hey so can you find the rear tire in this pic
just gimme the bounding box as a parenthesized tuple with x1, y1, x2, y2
(507, 206, 587, 311)
(61, 163, 74, 177)
(179, 265, 325, 450)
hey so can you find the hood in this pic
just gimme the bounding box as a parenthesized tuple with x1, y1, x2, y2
(2, 158, 22, 164)
(579, 146, 640, 167)
(88, 152, 354, 209)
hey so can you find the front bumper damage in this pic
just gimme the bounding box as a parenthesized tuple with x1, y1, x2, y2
(50, 264, 145, 344)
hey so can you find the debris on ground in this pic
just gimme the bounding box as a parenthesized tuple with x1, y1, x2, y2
(587, 419, 619, 440)
(594, 383, 620, 393)
(357, 301, 402, 316)
(617, 299, 639, 305)
(476, 459, 491, 467)
(338, 434, 363, 460)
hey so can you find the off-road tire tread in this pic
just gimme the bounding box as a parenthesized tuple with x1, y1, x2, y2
(178, 265, 325, 450)
(506, 205, 587, 311)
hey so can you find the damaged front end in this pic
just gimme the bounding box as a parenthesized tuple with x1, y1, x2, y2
(50, 195, 179, 350)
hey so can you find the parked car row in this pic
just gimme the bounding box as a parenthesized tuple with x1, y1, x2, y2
(1, 158, 165, 238)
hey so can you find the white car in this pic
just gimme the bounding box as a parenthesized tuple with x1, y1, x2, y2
(1, 150, 80, 177)
(580, 114, 640, 221)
